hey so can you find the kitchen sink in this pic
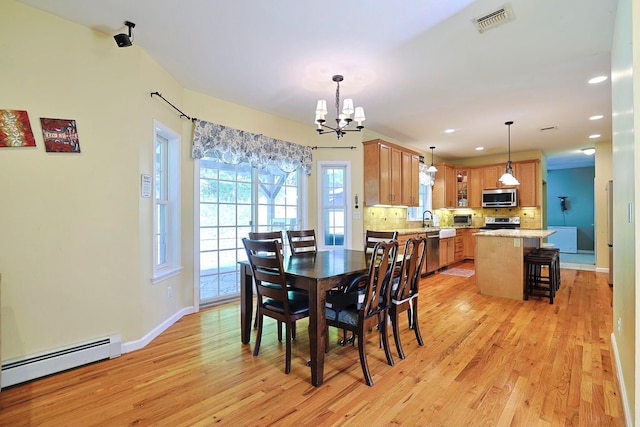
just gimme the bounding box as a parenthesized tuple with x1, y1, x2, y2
(439, 228, 457, 238)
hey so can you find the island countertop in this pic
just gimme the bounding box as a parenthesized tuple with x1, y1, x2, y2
(473, 229, 556, 239)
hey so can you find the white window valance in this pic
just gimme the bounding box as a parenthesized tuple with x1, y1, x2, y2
(191, 119, 313, 176)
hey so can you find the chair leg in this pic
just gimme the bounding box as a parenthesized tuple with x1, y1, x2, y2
(285, 322, 292, 374)
(412, 299, 424, 346)
(253, 305, 259, 328)
(277, 321, 283, 341)
(292, 321, 296, 340)
(253, 314, 263, 357)
(379, 314, 394, 367)
(357, 331, 374, 387)
(390, 308, 405, 360)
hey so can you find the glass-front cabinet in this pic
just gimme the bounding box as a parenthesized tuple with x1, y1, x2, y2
(456, 169, 468, 207)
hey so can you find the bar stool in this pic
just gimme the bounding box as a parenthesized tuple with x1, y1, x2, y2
(524, 249, 559, 304)
(538, 247, 561, 291)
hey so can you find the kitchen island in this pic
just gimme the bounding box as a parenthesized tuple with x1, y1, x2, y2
(474, 229, 556, 300)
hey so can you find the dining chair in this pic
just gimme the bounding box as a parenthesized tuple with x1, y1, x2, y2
(286, 229, 317, 255)
(247, 231, 285, 329)
(365, 230, 398, 254)
(325, 240, 398, 386)
(389, 236, 427, 360)
(242, 238, 310, 374)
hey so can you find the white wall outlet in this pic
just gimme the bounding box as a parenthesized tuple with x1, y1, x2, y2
(167, 286, 172, 299)
(617, 317, 622, 333)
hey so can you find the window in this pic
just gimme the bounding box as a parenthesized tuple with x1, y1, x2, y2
(318, 162, 350, 250)
(152, 121, 181, 283)
(407, 181, 433, 221)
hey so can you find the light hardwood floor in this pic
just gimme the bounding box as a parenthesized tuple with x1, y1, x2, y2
(0, 261, 624, 427)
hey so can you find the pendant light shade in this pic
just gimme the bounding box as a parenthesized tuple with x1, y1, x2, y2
(427, 146, 438, 173)
(499, 121, 520, 185)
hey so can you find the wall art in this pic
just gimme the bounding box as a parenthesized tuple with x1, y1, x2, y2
(40, 117, 81, 153)
(0, 109, 36, 147)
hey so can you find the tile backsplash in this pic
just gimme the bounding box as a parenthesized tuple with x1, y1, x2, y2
(363, 206, 542, 230)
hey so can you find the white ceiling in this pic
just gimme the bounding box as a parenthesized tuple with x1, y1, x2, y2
(18, 0, 616, 168)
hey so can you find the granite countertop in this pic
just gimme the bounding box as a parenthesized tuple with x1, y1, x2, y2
(473, 229, 556, 238)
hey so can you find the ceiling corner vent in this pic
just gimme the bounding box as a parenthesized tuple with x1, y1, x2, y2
(472, 4, 515, 33)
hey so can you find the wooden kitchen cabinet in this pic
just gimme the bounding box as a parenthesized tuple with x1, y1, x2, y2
(401, 151, 420, 207)
(467, 168, 483, 208)
(363, 139, 419, 206)
(433, 163, 457, 209)
(455, 168, 468, 207)
(463, 228, 478, 259)
(439, 236, 456, 267)
(454, 234, 464, 262)
(512, 160, 539, 207)
(482, 164, 502, 189)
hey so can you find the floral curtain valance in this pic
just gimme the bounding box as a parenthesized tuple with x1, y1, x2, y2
(191, 119, 313, 176)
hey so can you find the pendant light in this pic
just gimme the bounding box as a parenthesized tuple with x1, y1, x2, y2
(427, 146, 438, 173)
(499, 121, 520, 185)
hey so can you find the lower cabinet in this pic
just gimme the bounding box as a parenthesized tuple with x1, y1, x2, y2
(439, 237, 456, 268)
(462, 228, 479, 260)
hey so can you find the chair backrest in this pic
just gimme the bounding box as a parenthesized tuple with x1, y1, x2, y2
(365, 230, 398, 254)
(287, 229, 317, 254)
(248, 231, 283, 243)
(393, 236, 427, 302)
(242, 238, 289, 308)
(362, 240, 398, 316)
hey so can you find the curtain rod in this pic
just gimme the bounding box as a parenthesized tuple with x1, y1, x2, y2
(311, 146, 357, 150)
(150, 91, 196, 122)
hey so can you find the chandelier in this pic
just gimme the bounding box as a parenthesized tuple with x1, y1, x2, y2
(499, 121, 520, 186)
(315, 75, 365, 139)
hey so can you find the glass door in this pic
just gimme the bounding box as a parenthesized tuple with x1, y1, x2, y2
(197, 157, 301, 306)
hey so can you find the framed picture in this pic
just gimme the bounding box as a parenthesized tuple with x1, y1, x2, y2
(0, 109, 36, 147)
(40, 117, 81, 153)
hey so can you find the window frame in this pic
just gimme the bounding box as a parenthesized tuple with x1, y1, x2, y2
(152, 120, 182, 284)
(317, 161, 351, 251)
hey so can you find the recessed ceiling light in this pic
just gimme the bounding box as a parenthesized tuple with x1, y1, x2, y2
(589, 114, 604, 120)
(582, 148, 596, 155)
(444, 128, 455, 134)
(475, 146, 484, 151)
(589, 134, 601, 139)
(588, 76, 608, 84)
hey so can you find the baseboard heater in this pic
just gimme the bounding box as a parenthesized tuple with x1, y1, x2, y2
(1, 334, 121, 389)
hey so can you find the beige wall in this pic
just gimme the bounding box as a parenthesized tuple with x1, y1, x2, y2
(594, 141, 613, 271)
(610, 0, 637, 424)
(0, 0, 382, 361)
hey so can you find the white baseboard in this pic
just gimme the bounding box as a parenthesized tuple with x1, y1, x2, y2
(121, 306, 195, 354)
(610, 332, 632, 427)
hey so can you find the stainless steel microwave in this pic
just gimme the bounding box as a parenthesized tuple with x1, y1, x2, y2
(482, 188, 517, 208)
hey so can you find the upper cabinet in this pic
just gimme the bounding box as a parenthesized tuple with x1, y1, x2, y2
(512, 160, 539, 207)
(432, 163, 457, 209)
(401, 151, 420, 207)
(363, 139, 420, 207)
(436, 160, 540, 208)
(467, 168, 483, 208)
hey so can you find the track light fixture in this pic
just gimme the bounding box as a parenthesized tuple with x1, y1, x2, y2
(114, 21, 136, 48)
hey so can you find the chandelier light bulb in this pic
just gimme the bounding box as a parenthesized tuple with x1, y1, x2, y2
(342, 98, 354, 117)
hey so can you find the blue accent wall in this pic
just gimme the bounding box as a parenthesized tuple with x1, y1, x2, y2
(547, 166, 595, 251)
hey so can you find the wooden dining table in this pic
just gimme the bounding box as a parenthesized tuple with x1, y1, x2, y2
(239, 249, 370, 387)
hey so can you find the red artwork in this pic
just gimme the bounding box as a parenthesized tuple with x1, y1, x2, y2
(40, 118, 81, 153)
(0, 109, 36, 147)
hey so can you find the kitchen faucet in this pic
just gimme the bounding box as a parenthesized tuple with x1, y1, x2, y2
(422, 210, 433, 227)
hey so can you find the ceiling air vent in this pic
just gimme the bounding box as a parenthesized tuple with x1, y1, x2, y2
(473, 4, 515, 33)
